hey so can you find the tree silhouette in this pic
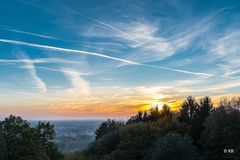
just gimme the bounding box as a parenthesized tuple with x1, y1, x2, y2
(179, 96, 198, 124)
(192, 96, 213, 145)
(160, 104, 172, 118)
(148, 107, 161, 122)
(179, 96, 214, 145)
(127, 111, 149, 124)
(127, 105, 172, 124)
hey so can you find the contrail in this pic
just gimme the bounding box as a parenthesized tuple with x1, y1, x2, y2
(74, 14, 136, 41)
(143, 64, 213, 77)
(0, 25, 92, 44)
(0, 38, 214, 77)
(0, 39, 139, 65)
(89, 18, 135, 41)
(0, 26, 56, 40)
(0, 58, 78, 64)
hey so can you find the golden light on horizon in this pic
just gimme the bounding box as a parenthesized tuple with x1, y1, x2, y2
(150, 102, 164, 110)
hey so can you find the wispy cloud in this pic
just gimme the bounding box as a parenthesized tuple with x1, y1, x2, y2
(100, 77, 114, 81)
(185, 80, 240, 93)
(0, 25, 56, 39)
(38, 66, 90, 76)
(175, 79, 202, 86)
(0, 58, 78, 64)
(210, 30, 240, 58)
(123, 19, 213, 62)
(85, 16, 135, 41)
(209, 29, 240, 78)
(83, 15, 214, 63)
(0, 38, 213, 77)
(55, 6, 136, 42)
(61, 68, 90, 97)
(19, 55, 47, 93)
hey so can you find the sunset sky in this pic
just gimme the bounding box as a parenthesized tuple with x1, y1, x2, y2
(0, 0, 240, 119)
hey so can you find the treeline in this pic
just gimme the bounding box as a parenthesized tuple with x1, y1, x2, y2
(0, 115, 63, 160)
(1, 96, 240, 160)
(65, 96, 240, 160)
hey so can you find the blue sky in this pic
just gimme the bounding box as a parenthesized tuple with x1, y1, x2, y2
(0, 0, 240, 119)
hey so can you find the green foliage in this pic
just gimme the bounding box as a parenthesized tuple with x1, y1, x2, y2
(201, 106, 240, 160)
(0, 115, 62, 160)
(108, 122, 159, 160)
(144, 132, 200, 160)
(83, 131, 121, 160)
(95, 119, 124, 140)
(153, 114, 189, 137)
(103, 116, 187, 160)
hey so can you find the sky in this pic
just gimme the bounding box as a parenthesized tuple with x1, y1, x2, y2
(0, 0, 240, 120)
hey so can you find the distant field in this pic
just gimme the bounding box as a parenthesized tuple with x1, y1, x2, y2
(31, 120, 102, 152)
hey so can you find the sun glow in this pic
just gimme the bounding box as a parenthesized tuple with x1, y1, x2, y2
(150, 102, 164, 110)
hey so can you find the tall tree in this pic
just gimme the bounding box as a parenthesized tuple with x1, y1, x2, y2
(179, 96, 212, 146)
(148, 107, 161, 122)
(36, 121, 62, 160)
(0, 115, 44, 160)
(192, 96, 213, 145)
(95, 119, 124, 140)
(179, 96, 198, 124)
(160, 104, 172, 118)
(198, 96, 213, 121)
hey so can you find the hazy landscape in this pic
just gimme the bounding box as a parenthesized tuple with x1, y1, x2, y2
(42, 120, 101, 152)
